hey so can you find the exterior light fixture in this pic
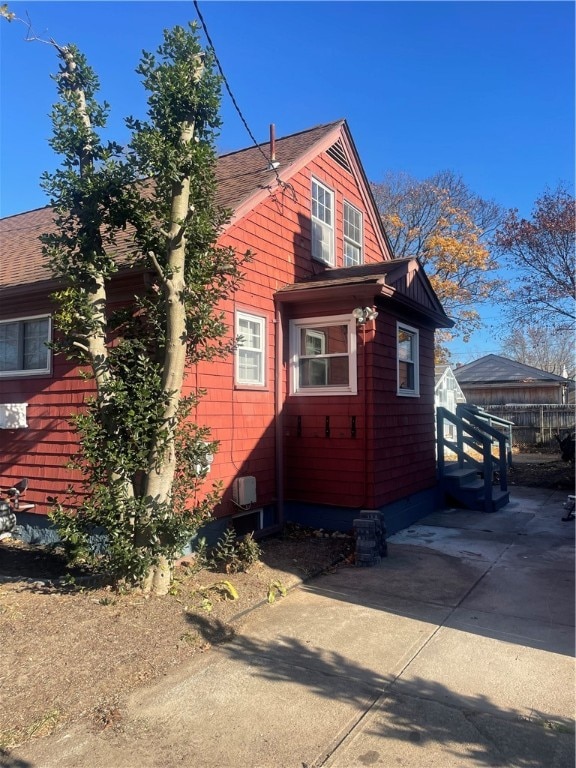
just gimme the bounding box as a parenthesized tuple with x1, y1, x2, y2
(352, 307, 379, 325)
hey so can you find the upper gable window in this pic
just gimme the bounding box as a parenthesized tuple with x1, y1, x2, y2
(343, 201, 363, 266)
(397, 323, 420, 397)
(311, 178, 334, 266)
(0, 315, 51, 377)
(235, 311, 266, 387)
(290, 315, 357, 396)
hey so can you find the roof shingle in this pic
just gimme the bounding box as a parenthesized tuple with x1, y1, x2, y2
(453, 354, 568, 384)
(0, 121, 343, 293)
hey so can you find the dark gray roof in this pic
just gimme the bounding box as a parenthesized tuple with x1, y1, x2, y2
(453, 354, 568, 384)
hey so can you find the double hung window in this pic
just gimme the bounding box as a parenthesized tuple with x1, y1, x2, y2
(397, 323, 419, 396)
(0, 316, 51, 376)
(235, 311, 265, 387)
(343, 201, 363, 266)
(290, 315, 357, 395)
(311, 178, 334, 265)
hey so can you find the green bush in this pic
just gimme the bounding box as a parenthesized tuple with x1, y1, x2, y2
(211, 529, 261, 573)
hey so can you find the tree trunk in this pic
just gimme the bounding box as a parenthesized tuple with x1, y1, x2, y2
(141, 554, 172, 596)
(142, 95, 202, 594)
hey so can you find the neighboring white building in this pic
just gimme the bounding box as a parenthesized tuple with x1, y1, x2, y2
(435, 365, 466, 440)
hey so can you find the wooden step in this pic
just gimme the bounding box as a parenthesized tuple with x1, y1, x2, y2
(445, 484, 510, 513)
(442, 466, 480, 487)
(478, 489, 510, 512)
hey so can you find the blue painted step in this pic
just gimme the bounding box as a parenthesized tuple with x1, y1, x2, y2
(441, 464, 510, 512)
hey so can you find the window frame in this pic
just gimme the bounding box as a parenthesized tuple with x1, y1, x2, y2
(289, 314, 357, 396)
(311, 177, 335, 266)
(397, 322, 420, 397)
(234, 310, 266, 388)
(343, 200, 363, 266)
(0, 314, 52, 378)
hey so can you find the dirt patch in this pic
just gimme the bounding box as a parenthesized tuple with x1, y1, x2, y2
(509, 458, 575, 491)
(0, 526, 353, 754)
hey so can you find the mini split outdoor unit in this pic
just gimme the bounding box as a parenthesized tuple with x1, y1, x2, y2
(233, 476, 257, 506)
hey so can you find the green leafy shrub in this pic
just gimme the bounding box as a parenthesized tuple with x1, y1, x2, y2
(211, 529, 262, 573)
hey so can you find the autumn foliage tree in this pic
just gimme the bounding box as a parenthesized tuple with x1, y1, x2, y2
(495, 184, 575, 332)
(3, 13, 247, 594)
(371, 170, 502, 360)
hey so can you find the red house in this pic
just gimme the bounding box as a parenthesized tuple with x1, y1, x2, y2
(0, 120, 452, 542)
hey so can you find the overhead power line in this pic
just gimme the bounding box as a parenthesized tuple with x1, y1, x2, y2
(192, 1, 295, 200)
(193, 0, 278, 176)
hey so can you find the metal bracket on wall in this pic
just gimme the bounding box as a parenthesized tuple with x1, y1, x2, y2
(351, 416, 356, 438)
(325, 416, 330, 438)
(297, 415, 302, 437)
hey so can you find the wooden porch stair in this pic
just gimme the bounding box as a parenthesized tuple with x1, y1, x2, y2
(437, 405, 513, 514)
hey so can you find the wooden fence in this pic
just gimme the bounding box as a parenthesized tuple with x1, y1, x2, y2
(483, 404, 575, 451)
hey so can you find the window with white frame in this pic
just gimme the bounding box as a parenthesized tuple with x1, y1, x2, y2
(0, 315, 51, 377)
(311, 178, 334, 265)
(343, 201, 363, 266)
(235, 311, 266, 386)
(290, 315, 357, 395)
(397, 323, 419, 396)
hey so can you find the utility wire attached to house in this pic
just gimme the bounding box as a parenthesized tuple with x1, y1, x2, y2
(192, 0, 293, 195)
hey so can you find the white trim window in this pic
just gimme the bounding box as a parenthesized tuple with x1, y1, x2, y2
(343, 201, 363, 266)
(311, 178, 334, 265)
(397, 323, 420, 396)
(290, 315, 357, 396)
(0, 315, 51, 377)
(235, 311, 266, 387)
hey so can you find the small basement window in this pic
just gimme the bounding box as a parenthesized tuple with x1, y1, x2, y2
(232, 508, 264, 536)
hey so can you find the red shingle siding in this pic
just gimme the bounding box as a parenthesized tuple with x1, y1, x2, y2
(190, 146, 390, 517)
(1, 123, 444, 525)
(284, 404, 368, 508)
(0, 276, 147, 510)
(282, 315, 438, 512)
(370, 320, 437, 504)
(0, 354, 88, 512)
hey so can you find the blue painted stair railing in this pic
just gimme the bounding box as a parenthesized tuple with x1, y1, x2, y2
(436, 405, 514, 513)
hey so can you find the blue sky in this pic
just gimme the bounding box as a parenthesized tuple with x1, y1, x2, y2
(1, 1, 574, 361)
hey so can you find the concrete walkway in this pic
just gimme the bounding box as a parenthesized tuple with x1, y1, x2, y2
(12, 487, 575, 768)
